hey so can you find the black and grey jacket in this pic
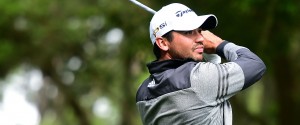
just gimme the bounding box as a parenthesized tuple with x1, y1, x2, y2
(136, 41, 266, 125)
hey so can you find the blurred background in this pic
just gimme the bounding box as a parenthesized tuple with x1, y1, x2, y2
(0, 0, 299, 125)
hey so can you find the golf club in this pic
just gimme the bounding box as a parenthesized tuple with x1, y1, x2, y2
(129, 0, 156, 14)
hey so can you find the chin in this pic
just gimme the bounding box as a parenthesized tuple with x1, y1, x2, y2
(189, 57, 203, 62)
(193, 56, 203, 62)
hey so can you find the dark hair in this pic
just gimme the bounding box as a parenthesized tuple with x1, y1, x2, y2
(153, 31, 173, 59)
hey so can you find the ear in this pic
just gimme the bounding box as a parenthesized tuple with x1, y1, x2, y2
(155, 37, 169, 51)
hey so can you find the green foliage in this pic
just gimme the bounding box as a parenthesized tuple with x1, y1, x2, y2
(0, 0, 299, 125)
(0, 40, 14, 63)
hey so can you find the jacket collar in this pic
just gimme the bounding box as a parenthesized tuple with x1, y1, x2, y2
(147, 59, 196, 74)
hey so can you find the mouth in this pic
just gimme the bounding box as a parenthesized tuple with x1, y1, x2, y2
(193, 45, 204, 53)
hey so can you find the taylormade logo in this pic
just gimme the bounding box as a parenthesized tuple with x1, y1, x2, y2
(176, 9, 193, 17)
(147, 79, 155, 87)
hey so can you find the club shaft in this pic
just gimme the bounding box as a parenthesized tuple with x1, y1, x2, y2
(129, 0, 156, 14)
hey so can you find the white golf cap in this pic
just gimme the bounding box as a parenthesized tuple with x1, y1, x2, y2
(149, 3, 218, 44)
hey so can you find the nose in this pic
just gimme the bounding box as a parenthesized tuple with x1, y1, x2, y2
(195, 32, 204, 43)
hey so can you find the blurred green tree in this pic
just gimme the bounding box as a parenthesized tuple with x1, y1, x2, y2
(0, 0, 299, 125)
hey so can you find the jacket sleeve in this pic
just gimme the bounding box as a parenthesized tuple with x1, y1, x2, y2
(190, 41, 266, 104)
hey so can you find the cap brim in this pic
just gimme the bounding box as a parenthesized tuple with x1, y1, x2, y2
(173, 14, 217, 31)
(199, 15, 218, 30)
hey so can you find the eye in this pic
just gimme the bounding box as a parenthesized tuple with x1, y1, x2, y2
(197, 28, 202, 33)
(183, 30, 193, 35)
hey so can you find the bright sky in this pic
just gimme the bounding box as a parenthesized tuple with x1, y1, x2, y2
(0, 65, 115, 125)
(0, 68, 41, 125)
(0, 19, 123, 123)
(0, 87, 40, 125)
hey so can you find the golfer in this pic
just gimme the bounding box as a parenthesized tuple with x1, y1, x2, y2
(136, 3, 266, 125)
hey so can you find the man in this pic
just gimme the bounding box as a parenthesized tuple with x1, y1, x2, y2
(136, 3, 266, 125)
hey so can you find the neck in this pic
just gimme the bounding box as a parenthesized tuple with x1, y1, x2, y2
(159, 53, 172, 61)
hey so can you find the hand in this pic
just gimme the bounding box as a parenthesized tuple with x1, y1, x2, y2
(201, 30, 223, 54)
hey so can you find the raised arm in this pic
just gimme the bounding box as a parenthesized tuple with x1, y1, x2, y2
(190, 31, 266, 102)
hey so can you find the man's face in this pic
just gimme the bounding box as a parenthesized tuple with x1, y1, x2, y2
(167, 28, 205, 62)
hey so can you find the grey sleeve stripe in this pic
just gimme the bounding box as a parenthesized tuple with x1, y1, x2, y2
(190, 62, 244, 103)
(216, 64, 229, 103)
(219, 65, 226, 102)
(216, 64, 222, 102)
(224, 66, 229, 98)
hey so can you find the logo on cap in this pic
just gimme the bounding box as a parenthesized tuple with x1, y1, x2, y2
(175, 9, 193, 17)
(153, 21, 167, 37)
(153, 27, 159, 37)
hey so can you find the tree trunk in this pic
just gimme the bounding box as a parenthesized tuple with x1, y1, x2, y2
(257, 0, 298, 124)
(42, 64, 91, 125)
(120, 55, 137, 125)
(273, 56, 297, 125)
